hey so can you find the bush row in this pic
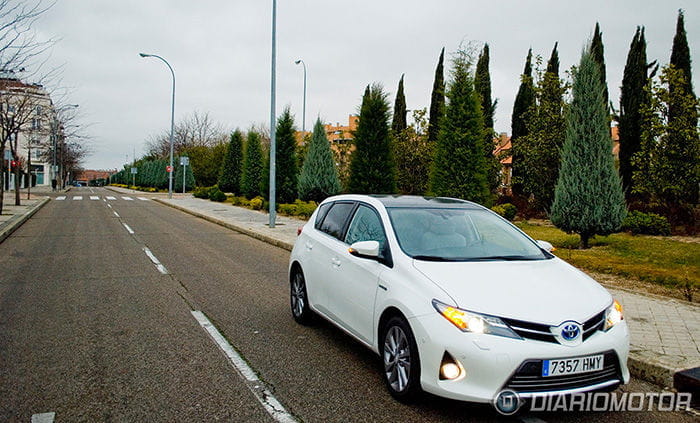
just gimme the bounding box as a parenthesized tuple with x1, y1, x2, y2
(491, 203, 517, 221)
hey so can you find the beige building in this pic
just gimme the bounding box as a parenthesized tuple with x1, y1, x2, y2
(0, 70, 56, 188)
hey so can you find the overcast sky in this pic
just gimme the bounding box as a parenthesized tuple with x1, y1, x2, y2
(35, 0, 699, 170)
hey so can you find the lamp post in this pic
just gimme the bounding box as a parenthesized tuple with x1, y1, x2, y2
(139, 52, 176, 199)
(294, 59, 306, 135)
(268, 0, 277, 228)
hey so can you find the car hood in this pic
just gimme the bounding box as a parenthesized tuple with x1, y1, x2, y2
(413, 258, 611, 325)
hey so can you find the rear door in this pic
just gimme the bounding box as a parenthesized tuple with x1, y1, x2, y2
(305, 201, 356, 317)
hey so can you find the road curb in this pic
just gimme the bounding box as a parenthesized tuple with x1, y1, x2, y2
(0, 197, 50, 244)
(153, 198, 294, 252)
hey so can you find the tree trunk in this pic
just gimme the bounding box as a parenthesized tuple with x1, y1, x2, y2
(0, 167, 4, 215)
(580, 232, 591, 249)
(14, 163, 20, 205)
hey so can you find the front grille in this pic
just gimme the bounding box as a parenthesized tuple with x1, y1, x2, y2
(502, 317, 557, 343)
(582, 311, 605, 341)
(502, 309, 607, 345)
(503, 350, 621, 394)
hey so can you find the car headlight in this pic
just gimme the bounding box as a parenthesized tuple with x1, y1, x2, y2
(604, 299, 624, 331)
(432, 299, 522, 340)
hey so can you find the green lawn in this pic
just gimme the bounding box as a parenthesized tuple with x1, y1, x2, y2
(515, 221, 699, 290)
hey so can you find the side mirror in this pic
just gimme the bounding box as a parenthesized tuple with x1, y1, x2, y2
(536, 240, 555, 252)
(349, 240, 380, 259)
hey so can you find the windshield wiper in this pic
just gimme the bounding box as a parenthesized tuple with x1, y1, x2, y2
(412, 255, 458, 262)
(466, 255, 543, 261)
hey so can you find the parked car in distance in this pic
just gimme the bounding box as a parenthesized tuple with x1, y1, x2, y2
(289, 195, 629, 405)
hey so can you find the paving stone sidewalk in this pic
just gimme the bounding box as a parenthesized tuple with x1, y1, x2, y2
(0, 192, 51, 243)
(115, 187, 700, 391)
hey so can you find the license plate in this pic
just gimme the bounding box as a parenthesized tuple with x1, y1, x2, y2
(542, 354, 604, 377)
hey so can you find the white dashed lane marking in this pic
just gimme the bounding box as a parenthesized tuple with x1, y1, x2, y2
(56, 196, 66, 201)
(31, 412, 55, 423)
(106, 196, 116, 200)
(191, 311, 297, 423)
(142, 247, 168, 274)
(72, 196, 82, 200)
(138, 197, 149, 201)
(122, 223, 134, 234)
(123, 196, 133, 201)
(90, 196, 99, 200)
(113, 211, 120, 218)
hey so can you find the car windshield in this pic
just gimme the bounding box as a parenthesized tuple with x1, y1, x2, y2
(386, 207, 549, 261)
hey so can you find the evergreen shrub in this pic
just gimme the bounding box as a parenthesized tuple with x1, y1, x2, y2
(491, 203, 517, 221)
(621, 211, 671, 235)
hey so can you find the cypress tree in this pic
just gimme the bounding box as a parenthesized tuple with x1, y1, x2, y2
(272, 107, 299, 203)
(591, 23, 609, 107)
(241, 131, 265, 199)
(218, 129, 244, 194)
(551, 50, 626, 249)
(619, 27, 651, 199)
(670, 9, 694, 96)
(519, 43, 566, 212)
(298, 118, 341, 202)
(348, 83, 396, 194)
(510, 49, 536, 196)
(428, 48, 445, 143)
(429, 49, 490, 205)
(475, 43, 500, 196)
(392, 74, 407, 134)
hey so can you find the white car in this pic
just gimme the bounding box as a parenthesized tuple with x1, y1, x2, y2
(289, 195, 629, 407)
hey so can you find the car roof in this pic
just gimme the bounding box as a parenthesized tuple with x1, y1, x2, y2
(324, 194, 483, 210)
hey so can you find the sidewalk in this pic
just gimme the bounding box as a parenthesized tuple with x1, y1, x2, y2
(118, 187, 700, 393)
(0, 187, 55, 243)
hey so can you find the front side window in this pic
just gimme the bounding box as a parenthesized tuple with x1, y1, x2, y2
(318, 202, 355, 241)
(345, 205, 387, 251)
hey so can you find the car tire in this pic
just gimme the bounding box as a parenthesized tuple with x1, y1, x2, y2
(381, 316, 422, 401)
(290, 268, 313, 325)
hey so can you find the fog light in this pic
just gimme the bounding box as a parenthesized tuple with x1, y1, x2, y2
(439, 352, 464, 381)
(440, 362, 461, 380)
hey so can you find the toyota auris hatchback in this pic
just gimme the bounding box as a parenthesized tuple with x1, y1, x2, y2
(289, 195, 629, 405)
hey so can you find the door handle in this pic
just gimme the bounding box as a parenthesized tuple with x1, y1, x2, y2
(305, 242, 313, 251)
(331, 257, 341, 267)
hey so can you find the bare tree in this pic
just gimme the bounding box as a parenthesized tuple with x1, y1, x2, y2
(0, 0, 55, 73)
(0, 75, 52, 209)
(145, 110, 227, 158)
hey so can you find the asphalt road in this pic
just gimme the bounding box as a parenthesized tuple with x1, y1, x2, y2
(0, 187, 695, 422)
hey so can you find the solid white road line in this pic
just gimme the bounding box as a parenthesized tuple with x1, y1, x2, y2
(31, 412, 55, 423)
(191, 311, 298, 423)
(113, 211, 120, 218)
(106, 196, 116, 200)
(123, 196, 133, 201)
(73, 196, 82, 200)
(142, 247, 168, 274)
(122, 223, 134, 234)
(90, 196, 99, 200)
(56, 196, 66, 201)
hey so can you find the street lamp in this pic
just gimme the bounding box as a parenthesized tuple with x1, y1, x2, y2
(139, 52, 176, 199)
(268, 0, 277, 228)
(294, 59, 306, 134)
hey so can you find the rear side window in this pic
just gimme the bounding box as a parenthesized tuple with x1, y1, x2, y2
(318, 202, 355, 240)
(314, 202, 333, 229)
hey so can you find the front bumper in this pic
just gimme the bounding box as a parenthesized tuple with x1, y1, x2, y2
(408, 313, 630, 403)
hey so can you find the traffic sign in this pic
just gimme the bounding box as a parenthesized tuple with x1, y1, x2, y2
(130, 167, 138, 174)
(166, 165, 173, 173)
